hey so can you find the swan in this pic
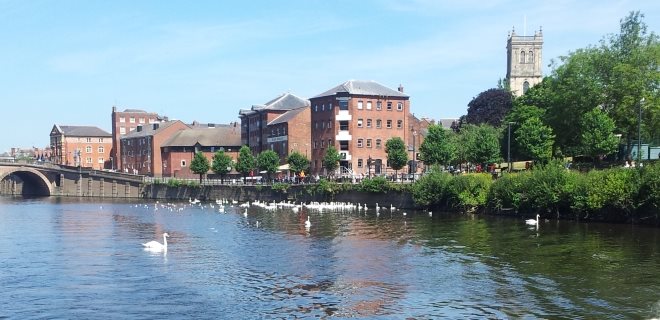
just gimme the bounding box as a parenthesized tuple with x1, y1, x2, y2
(305, 216, 311, 228)
(525, 214, 540, 225)
(243, 208, 248, 218)
(143, 233, 169, 252)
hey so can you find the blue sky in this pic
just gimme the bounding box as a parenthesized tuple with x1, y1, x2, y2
(1, 0, 658, 152)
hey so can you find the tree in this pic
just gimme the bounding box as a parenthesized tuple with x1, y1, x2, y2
(503, 104, 546, 161)
(256, 150, 279, 182)
(211, 150, 233, 184)
(418, 124, 456, 167)
(580, 108, 619, 164)
(286, 151, 309, 177)
(323, 146, 341, 178)
(516, 117, 555, 164)
(235, 145, 255, 182)
(190, 151, 210, 183)
(385, 137, 408, 180)
(465, 88, 514, 127)
(468, 124, 501, 165)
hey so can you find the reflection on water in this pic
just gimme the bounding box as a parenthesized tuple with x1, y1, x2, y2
(0, 196, 659, 319)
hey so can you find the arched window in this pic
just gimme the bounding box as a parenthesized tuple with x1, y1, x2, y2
(520, 51, 526, 63)
(528, 50, 534, 63)
(523, 81, 530, 93)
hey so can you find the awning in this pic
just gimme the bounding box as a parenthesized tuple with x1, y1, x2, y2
(278, 164, 290, 170)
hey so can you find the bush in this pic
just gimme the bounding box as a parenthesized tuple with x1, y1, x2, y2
(167, 178, 183, 187)
(271, 182, 290, 193)
(521, 160, 578, 216)
(580, 168, 639, 216)
(487, 171, 530, 213)
(412, 171, 452, 209)
(446, 173, 492, 212)
(638, 162, 660, 214)
(356, 176, 389, 193)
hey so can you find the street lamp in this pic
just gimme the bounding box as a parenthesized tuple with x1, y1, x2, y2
(411, 128, 417, 181)
(638, 98, 644, 166)
(507, 122, 516, 173)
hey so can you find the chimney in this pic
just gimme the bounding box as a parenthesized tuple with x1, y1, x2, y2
(152, 123, 160, 130)
(136, 125, 142, 132)
(398, 84, 404, 93)
(112, 106, 116, 112)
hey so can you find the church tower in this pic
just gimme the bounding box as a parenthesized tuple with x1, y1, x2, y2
(506, 27, 543, 97)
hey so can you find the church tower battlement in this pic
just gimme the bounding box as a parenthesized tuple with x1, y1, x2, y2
(506, 27, 543, 96)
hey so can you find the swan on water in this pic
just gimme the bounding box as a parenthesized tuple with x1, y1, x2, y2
(143, 233, 169, 252)
(525, 214, 540, 225)
(305, 216, 311, 228)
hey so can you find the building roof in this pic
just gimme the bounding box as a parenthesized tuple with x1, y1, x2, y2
(312, 80, 409, 99)
(120, 121, 188, 139)
(161, 126, 241, 148)
(54, 125, 111, 137)
(268, 107, 308, 126)
(239, 92, 310, 117)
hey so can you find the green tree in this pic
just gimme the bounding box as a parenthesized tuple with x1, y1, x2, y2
(256, 150, 280, 182)
(469, 124, 502, 165)
(190, 151, 210, 183)
(323, 146, 341, 178)
(516, 117, 555, 164)
(503, 104, 546, 161)
(385, 137, 408, 180)
(286, 151, 309, 177)
(235, 145, 255, 182)
(418, 124, 456, 167)
(211, 150, 233, 184)
(580, 108, 620, 164)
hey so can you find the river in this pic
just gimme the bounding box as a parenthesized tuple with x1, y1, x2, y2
(1, 197, 659, 319)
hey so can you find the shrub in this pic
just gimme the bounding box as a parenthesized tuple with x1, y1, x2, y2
(356, 176, 389, 193)
(522, 160, 578, 216)
(412, 170, 452, 208)
(167, 178, 183, 187)
(638, 162, 660, 214)
(446, 173, 492, 212)
(487, 171, 530, 213)
(271, 182, 290, 193)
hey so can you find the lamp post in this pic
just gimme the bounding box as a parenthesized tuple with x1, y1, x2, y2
(638, 98, 644, 166)
(507, 122, 515, 173)
(411, 129, 417, 181)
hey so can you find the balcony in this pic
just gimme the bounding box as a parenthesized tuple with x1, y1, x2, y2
(339, 151, 352, 161)
(335, 130, 352, 141)
(335, 110, 352, 121)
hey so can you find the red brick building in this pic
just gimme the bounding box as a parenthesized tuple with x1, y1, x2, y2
(49, 125, 112, 170)
(111, 107, 166, 171)
(239, 93, 310, 156)
(161, 125, 242, 178)
(309, 80, 411, 177)
(119, 121, 189, 176)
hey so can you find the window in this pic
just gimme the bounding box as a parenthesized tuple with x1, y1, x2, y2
(98, 146, 104, 153)
(181, 160, 187, 167)
(376, 119, 382, 128)
(339, 121, 349, 131)
(329, 103, 333, 110)
(139, 118, 145, 124)
(86, 138, 92, 142)
(357, 159, 363, 168)
(397, 120, 403, 129)
(339, 140, 348, 151)
(376, 139, 382, 148)
(357, 118, 363, 128)
(357, 139, 363, 148)
(321, 140, 325, 148)
(339, 100, 348, 110)
(528, 50, 534, 63)
(366, 101, 372, 110)
(120, 127, 126, 134)
(314, 140, 318, 149)
(86, 157, 92, 164)
(86, 146, 92, 153)
(321, 104, 325, 111)
(130, 117, 135, 123)
(328, 139, 332, 147)
(366, 139, 372, 148)
(366, 119, 372, 128)
(386, 120, 392, 128)
(119, 117, 125, 123)
(387, 102, 392, 110)
(520, 50, 526, 63)
(321, 121, 325, 129)
(397, 102, 403, 111)
(315, 105, 318, 112)
(357, 100, 363, 109)
(376, 101, 382, 110)
(98, 157, 104, 164)
(523, 81, 530, 94)
(315, 122, 319, 129)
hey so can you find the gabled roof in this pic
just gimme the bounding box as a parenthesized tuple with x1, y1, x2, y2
(239, 92, 310, 117)
(161, 126, 241, 148)
(53, 125, 111, 137)
(268, 107, 308, 126)
(120, 120, 188, 139)
(312, 80, 409, 99)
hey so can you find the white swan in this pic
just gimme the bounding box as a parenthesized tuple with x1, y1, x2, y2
(305, 216, 311, 228)
(243, 208, 248, 218)
(143, 233, 169, 252)
(525, 214, 540, 226)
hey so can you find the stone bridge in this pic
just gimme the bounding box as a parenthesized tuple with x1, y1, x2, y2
(0, 161, 145, 198)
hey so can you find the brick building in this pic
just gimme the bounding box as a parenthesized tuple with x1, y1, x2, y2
(161, 125, 242, 178)
(265, 107, 311, 163)
(111, 107, 166, 171)
(119, 121, 189, 176)
(309, 80, 411, 177)
(49, 125, 112, 170)
(239, 93, 310, 155)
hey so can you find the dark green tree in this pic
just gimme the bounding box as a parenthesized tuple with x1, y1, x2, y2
(465, 88, 514, 127)
(418, 124, 456, 167)
(468, 124, 502, 165)
(235, 145, 255, 182)
(385, 137, 408, 180)
(516, 117, 555, 164)
(190, 151, 210, 183)
(256, 150, 280, 182)
(286, 151, 309, 177)
(211, 150, 233, 184)
(580, 108, 619, 164)
(323, 146, 341, 178)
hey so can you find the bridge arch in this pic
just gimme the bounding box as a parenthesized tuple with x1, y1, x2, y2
(0, 167, 53, 196)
